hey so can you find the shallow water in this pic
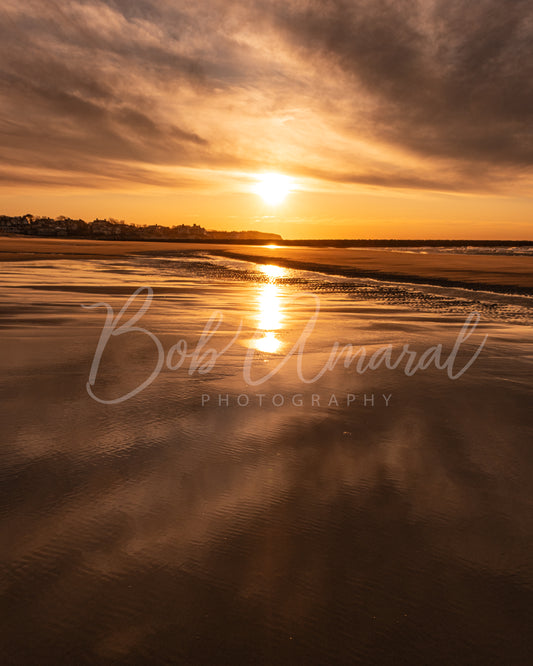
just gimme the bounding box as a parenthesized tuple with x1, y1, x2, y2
(1, 255, 533, 664)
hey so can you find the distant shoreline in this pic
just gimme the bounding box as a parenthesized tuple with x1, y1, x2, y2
(1, 233, 533, 247)
(2, 235, 533, 296)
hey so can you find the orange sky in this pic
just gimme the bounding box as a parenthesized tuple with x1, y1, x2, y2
(1, 1, 532, 239)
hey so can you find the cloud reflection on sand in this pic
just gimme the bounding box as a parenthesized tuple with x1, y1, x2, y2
(1, 255, 533, 664)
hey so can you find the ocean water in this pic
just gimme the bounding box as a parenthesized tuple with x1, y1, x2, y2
(346, 245, 533, 256)
(1, 253, 533, 664)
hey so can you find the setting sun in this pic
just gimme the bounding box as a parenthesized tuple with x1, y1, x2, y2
(253, 173, 293, 206)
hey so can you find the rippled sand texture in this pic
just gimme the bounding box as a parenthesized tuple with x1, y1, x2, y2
(1, 256, 533, 664)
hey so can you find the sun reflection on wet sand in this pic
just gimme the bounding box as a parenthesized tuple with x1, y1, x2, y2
(257, 283, 282, 331)
(251, 265, 286, 353)
(259, 264, 285, 281)
(253, 330, 282, 353)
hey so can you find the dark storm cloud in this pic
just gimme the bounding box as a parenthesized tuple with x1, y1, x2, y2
(0, 0, 532, 191)
(263, 0, 533, 167)
(0, 3, 214, 178)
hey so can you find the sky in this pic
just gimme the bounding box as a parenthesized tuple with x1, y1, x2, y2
(0, 0, 532, 239)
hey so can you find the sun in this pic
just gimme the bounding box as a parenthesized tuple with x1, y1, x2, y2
(253, 173, 293, 206)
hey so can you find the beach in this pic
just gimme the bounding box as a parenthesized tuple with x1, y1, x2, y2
(1, 238, 533, 664)
(2, 235, 533, 292)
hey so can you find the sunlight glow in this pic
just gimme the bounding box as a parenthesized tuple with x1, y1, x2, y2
(253, 331, 282, 354)
(253, 173, 293, 206)
(257, 283, 282, 330)
(250, 282, 284, 354)
(259, 264, 286, 280)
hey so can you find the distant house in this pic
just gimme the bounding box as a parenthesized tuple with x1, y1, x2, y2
(0, 214, 283, 242)
(90, 219, 116, 236)
(0, 216, 30, 234)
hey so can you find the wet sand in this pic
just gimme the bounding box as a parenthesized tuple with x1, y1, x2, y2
(1, 251, 533, 664)
(2, 235, 533, 293)
(212, 246, 533, 293)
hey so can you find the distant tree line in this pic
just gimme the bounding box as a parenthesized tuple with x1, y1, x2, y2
(0, 214, 281, 241)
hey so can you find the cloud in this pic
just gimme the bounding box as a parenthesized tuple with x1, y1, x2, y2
(261, 0, 533, 166)
(0, 0, 532, 193)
